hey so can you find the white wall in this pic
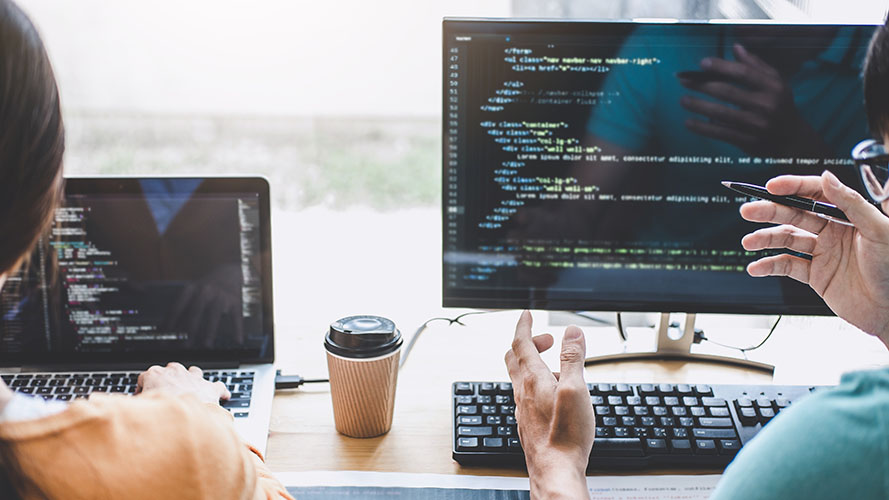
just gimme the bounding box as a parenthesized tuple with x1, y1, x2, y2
(17, 0, 511, 117)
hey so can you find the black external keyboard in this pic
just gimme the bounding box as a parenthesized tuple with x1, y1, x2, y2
(2, 370, 254, 418)
(453, 381, 821, 469)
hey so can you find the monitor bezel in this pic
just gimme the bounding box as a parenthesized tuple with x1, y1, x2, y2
(0, 175, 276, 367)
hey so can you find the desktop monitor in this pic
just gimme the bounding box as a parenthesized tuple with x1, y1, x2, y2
(442, 19, 877, 316)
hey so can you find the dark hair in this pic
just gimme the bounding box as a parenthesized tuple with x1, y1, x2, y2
(864, 18, 889, 139)
(0, 0, 65, 498)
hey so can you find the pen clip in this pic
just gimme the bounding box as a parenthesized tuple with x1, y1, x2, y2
(815, 213, 854, 227)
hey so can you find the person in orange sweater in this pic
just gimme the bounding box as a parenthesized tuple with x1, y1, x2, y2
(0, 1, 293, 499)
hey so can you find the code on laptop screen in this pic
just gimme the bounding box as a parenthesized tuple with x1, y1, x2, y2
(0, 178, 274, 365)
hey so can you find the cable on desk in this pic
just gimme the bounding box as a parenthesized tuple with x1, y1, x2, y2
(695, 315, 783, 359)
(399, 311, 490, 369)
(274, 369, 329, 389)
(569, 311, 628, 342)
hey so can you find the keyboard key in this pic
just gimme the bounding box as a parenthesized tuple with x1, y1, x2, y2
(652, 406, 668, 416)
(590, 396, 604, 405)
(607, 395, 623, 405)
(652, 427, 668, 438)
(221, 399, 250, 408)
(594, 405, 611, 416)
(615, 384, 631, 394)
(671, 439, 692, 453)
(11, 380, 27, 388)
(486, 416, 501, 425)
(234, 412, 249, 418)
(495, 395, 511, 405)
(679, 417, 695, 427)
(755, 396, 772, 408)
(0, 375, 13, 384)
(455, 383, 472, 395)
(692, 428, 737, 439)
(18, 387, 34, 394)
(602, 417, 617, 427)
(663, 396, 680, 406)
(639, 384, 656, 395)
(482, 405, 499, 415)
(658, 384, 674, 394)
(458, 416, 482, 425)
(695, 439, 717, 454)
(690, 407, 706, 417)
(455, 396, 473, 405)
(596, 427, 612, 438)
(591, 438, 644, 457)
(500, 405, 515, 415)
(458, 426, 492, 437)
(457, 437, 479, 450)
(760, 407, 776, 421)
(645, 396, 661, 406)
(596, 383, 613, 394)
(56, 394, 72, 401)
(497, 383, 512, 394)
(695, 385, 713, 396)
(621, 416, 636, 427)
(483, 437, 503, 448)
(645, 438, 668, 453)
(738, 407, 758, 425)
(507, 438, 521, 449)
(496, 426, 514, 436)
(698, 417, 733, 428)
(671, 406, 687, 416)
(505, 416, 516, 425)
(682, 396, 699, 406)
(626, 396, 642, 406)
(614, 427, 630, 437)
(672, 427, 688, 438)
(614, 406, 630, 416)
(53, 387, 71, 394)
(701, 397, 727, 407)
(632, 406, 649, 416)
(456, 405, 477, 415)
(719, 439, 742, 454)
(709, 407, 730, 417)
(479, 383, 496, 395)
(641, 416, 656, 427)
(476, 395, 492, 404)
(36, 387, 52, 395)
(676, 384, 692, 394)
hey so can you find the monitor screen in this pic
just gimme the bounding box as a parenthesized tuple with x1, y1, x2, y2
(442, 19, 877, 314)
(0, 177, 274, 366)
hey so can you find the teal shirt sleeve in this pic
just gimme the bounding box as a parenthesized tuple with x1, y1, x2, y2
(711, 369, 889, 500)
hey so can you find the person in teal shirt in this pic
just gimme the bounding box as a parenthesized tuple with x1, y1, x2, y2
(504, 19, 889, 500)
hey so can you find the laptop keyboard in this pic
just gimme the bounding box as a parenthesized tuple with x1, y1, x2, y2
(1, 370, 255, 418)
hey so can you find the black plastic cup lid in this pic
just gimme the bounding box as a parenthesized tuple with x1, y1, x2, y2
(324, 315, 402, 359)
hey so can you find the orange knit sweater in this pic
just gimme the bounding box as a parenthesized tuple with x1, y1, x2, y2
(0, 392, 294, 500)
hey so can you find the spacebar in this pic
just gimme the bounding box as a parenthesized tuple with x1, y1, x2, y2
(590, 438, 644, 457)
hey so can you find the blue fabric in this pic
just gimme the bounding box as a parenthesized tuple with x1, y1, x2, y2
(712, 368, 889, 499)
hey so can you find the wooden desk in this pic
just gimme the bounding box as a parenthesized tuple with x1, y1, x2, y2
(264, 310, 889, 476)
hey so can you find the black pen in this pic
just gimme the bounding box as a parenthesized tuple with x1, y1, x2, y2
(721, 181, 851, 224)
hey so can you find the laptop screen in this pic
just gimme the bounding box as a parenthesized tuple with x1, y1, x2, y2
(0, 177, 275, 367)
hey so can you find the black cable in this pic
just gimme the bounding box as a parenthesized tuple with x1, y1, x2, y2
(616, 312, 628, 342)
(399, 311, 489, 369)
(697, 315, 782, 358)
(274, 369, 328, 389)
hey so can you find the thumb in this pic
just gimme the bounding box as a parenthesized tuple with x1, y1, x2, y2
(821, 170, 883, 234)
(558, 325, 587, 387)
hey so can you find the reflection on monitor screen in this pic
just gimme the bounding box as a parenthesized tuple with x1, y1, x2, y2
(442, 20, 876, 314)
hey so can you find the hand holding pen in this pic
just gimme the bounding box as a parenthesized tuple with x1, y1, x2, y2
(734, 171, 889, 340)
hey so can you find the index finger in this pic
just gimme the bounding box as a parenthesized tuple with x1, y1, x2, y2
(764, 175, 825, 200)
(510, 310, 551, 374)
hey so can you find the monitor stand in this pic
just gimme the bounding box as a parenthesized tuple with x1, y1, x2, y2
(582, 312, 774, 375)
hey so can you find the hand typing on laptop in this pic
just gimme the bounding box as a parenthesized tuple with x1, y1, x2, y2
(136, 362, 231, 404)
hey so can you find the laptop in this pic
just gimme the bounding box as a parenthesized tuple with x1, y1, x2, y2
(0, 176, 277, 456)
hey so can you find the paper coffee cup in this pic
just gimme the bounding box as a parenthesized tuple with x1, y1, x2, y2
(325, 315, 402, 438)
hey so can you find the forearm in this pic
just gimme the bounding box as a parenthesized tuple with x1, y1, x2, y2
(528, 462, 589, 500)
